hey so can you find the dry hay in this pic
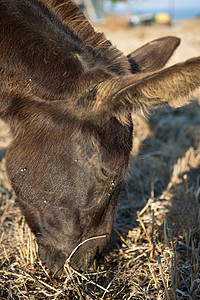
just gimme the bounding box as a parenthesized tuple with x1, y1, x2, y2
(1, 20, 200, 300)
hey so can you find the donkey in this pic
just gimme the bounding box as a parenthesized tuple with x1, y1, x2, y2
(0, 0, 200, 274)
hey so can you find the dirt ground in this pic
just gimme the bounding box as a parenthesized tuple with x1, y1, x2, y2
(0, 17, 200, 299)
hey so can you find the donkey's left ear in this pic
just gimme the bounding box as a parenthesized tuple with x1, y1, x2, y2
(127, 36, 180, 73)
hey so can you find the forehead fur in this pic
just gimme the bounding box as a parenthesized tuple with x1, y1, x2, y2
(40, 0, 130, 76)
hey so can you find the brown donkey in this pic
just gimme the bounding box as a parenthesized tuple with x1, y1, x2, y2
(0, 0, 200, 274)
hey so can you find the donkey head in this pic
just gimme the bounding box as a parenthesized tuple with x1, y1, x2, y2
(1, 0, 200, 275)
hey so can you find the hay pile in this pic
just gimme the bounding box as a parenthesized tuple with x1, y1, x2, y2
(1, 19, 200, 300)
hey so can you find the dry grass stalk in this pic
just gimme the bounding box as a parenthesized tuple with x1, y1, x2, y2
(148, 259, 158, 288)
(137, 211, 159, 257)
(158, 255, 171, 300)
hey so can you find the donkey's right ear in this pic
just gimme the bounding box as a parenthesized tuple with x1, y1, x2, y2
(127, 36, 180, 73)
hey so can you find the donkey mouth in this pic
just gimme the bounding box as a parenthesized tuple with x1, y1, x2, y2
(66, 233, 108, 272)
(69, 246, 99, 272)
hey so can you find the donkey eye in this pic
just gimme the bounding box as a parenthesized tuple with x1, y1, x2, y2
(101, 167, 110, 178)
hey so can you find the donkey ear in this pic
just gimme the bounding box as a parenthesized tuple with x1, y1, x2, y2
(96, 56, 200, 113)
(127, 36, 180, 73)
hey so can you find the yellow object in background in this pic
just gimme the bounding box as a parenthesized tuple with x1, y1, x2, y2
(155, 13, 171, 25)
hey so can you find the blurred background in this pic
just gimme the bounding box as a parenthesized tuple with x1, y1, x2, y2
(72, 0, 200, 25)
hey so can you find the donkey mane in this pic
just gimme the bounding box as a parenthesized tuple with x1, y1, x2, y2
(40, 0, 130, 75)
